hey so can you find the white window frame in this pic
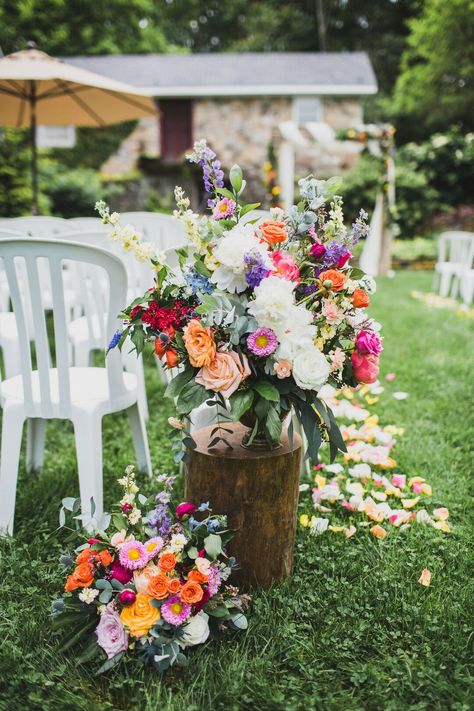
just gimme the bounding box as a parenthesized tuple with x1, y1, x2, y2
(36, 125, 77, 148)
(292, 96, 323, 124)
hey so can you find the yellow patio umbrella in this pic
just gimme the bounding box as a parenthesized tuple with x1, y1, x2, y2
(0, 43, 157, 213)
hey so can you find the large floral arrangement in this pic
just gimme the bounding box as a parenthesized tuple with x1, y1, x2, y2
(96, 139, 382, 459)
(52, 467, 250, 674)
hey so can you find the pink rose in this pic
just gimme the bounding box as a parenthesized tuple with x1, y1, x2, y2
(95, 603, 129, 659)
(310, 241, 326, 258)
(109, 559, 133, 584)
(195, 351, 250, 399)
(322, 299, 342, 325)
(271, 250, 300, 283)
(273, 359, 292, 379)
(356, 330, 383, 356)
(176, 502, 196, 519)
(336, 249, 352, 268)
(351, 351, 380, 384)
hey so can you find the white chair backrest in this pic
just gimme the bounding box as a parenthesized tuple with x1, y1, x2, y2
(438, 231, 474, 265)
(0, 238, 128, 418)
(120, 211, 186, 250)
(68, 217, 104, 229)
(240, 209, 271, 225)
(0, 216, 76, 237)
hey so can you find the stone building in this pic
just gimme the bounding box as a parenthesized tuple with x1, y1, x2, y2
(68, 52, 377, 203)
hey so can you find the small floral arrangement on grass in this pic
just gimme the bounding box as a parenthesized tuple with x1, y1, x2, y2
(51, 467, 250, 674)
(298, 382, 451, 538)
(96, 138, 382, 461)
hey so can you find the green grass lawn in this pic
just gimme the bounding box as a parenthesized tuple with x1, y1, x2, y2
(0, 271, 473, 711)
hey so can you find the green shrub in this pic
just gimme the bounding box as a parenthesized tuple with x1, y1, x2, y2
(40, 163, 104, 218)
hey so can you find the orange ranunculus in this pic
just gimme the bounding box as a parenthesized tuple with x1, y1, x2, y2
(167, 577, 182, 594)
(120, 592, 160, 638)
(158, 552, 177, 572)
(352, 288, 370, 308)
(148, 573, 170, 600)
(180, 580, 204, 605)
(188, 569, 209, 584)
(66, 562, 94, 591)
(75, 547, 92, 564)
(165, 349, 179, 368)
(95, 549, 113, 567)
(155, 337, 166, 358)
(258, 220, 288, 245)
(319, 269, 346, 291)
(183, 319, 216, 368)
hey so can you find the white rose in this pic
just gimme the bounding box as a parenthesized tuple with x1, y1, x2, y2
(178, 611, 210, 648)
(248, 275, 295, 330)
(292, 346, 330, 391)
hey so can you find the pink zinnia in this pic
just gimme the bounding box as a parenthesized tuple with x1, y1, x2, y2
(161, 595, 191, 625)
(213, 197, 236, 220)
(247, 327, 278, 357)
(118, 540, 148, 570)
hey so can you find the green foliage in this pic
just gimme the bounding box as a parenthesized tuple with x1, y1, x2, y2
(0, 129, 34, 216)
(393, 0, 474, 133)
(50, 122, 137, 172)
(40, 164, 104, 218)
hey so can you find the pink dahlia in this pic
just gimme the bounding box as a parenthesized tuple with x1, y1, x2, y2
(161, 595, 192, 626)
(247, 328, 278, 357)
(213, 197, 236, 220)
(118, 540, 148, 570)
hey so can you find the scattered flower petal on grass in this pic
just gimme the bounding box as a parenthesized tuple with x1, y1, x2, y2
(393, 392, 409, 400)
(418, 568, 431, 586)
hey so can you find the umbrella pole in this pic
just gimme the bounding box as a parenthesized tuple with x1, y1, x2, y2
(30, 82, 38, 215)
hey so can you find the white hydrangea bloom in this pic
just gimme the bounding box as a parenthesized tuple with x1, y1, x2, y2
(247, 275, 295, 330)
(211, 225, 270, 293)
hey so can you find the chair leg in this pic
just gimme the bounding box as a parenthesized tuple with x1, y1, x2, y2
(450, 275, 459, 299)
(26, 418, 47, 473)
(127, 403, 152, 476)
(123, 350, 149, 421)
(0, 405, 25, 536)
(1, 339, 21, 379)
(439, 272, 451, 297)
(72, 414, 103, 530)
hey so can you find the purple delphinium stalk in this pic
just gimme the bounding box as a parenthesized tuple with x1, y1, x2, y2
(107, 329, 122, 351)
(186, 140, 224, 193)
(150, 502, 171, 535)
(349, 209, 370, 245)
(244, 251, 269, 289)
(247, 328, 278, 357)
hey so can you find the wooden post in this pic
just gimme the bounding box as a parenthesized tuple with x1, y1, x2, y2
(184, 423, 302, 589)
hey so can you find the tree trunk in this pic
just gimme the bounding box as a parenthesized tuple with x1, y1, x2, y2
(184, 423, 302, 589)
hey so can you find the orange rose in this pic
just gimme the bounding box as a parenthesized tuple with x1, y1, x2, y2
(352, 288, 370, 308)
(195, 351, 250, 399)
(75, 547, 92, 564)
(120, 592, 160, 638)
(95, 550, 113, 567)
(188, 569, 208, 584)
(64, 574, 78, 592)
(180, 581, 204, 605)
(258, 220, 288, 245)
(148, 573, 170, 600)
(69, 562, 94, 589)
(183, 319, 216, 368)
(167, 577, 182, 594)
(319, 269, 346, 291)
(158, 552, 177, 572)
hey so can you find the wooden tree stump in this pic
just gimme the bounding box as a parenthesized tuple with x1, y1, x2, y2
(184, 423, 302, 589)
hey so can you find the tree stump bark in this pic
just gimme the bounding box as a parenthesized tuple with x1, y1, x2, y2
(184, 423, 302, 589)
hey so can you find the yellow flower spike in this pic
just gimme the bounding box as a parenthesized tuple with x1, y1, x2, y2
(299, 514, 310, 528)
(421, 484, 432, 496)
(409, 476, 425, 486)
(365, 396, 379, 405)
(402, 497, 420, 509)
(433, 520, 451, 533)
(370, 524, 388, 539)
(418, 568, 431, 586)
(314, 474, 326, 488)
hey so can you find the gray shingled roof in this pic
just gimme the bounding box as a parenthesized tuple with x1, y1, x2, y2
(65, 52, 377, 96)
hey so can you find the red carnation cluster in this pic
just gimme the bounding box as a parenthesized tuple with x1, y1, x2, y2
(140, 300, 193, 332)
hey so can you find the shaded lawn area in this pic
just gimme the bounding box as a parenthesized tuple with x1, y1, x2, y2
(0, 270, 473, 711)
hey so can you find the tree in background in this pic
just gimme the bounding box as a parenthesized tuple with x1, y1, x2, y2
(393, 0, 474, 137)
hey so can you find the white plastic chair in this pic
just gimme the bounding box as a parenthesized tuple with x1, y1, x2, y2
(68, 217, 104, 229)
(59, 229, 151, 420)
(121, 212, 186, 250)
(433, 232, 474, 297)
(0, 238, 151, 535)
(461, 269, 474, 305)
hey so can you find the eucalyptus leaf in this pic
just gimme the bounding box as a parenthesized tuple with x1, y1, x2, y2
(204, 533, 222, 560)
(253, 380, 280, 402)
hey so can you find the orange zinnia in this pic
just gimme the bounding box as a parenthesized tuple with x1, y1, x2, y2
(188, 569, 208, 584)
(180, 581, 204, 605)
(148, 573, 170, 600)
(319, 269, 346, 291)
(158, 552, 177, 572)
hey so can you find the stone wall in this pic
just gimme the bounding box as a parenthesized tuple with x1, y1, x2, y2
(100, 96, 364, 204)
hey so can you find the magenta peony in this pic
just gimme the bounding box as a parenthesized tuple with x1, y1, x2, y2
(351, 351, 380, 384)
(310, 241, 326, 258)
(356, 330, 383, 356)
(110, 559, 133, 584)
(176, 502, 196, 519)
